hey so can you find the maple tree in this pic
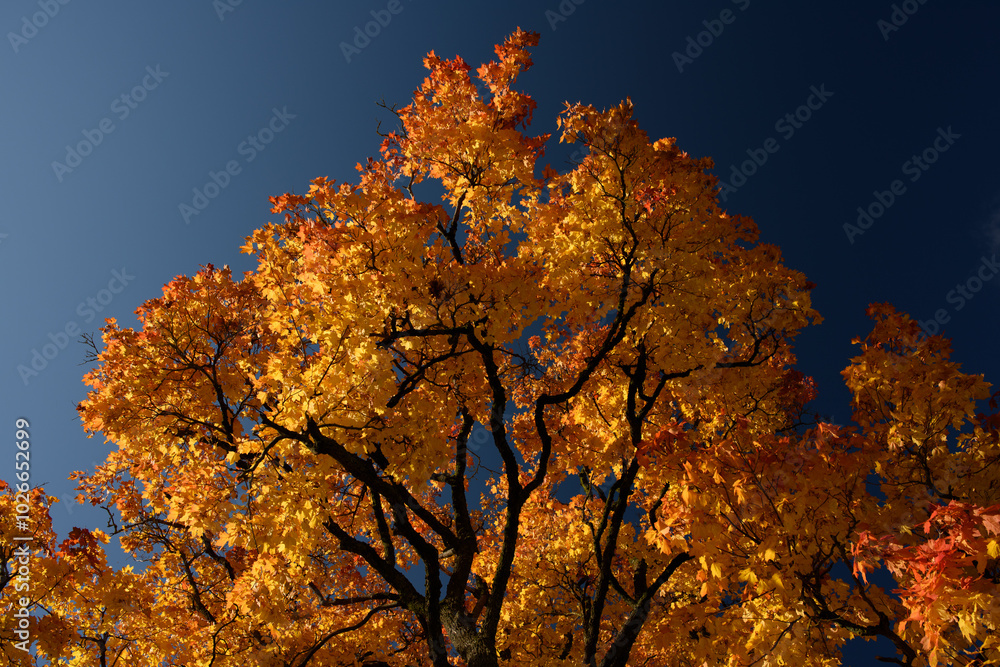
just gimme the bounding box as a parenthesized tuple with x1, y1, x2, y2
(5, 29, 999, 667)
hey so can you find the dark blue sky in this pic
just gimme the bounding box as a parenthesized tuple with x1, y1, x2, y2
(2, 1, 998, 663)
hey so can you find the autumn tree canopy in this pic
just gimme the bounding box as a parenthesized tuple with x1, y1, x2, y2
(5, 29, 999, 667)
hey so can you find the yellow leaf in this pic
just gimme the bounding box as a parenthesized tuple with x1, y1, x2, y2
(957, 616, 975, 641)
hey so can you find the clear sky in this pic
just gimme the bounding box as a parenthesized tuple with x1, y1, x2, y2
(2, 1, 998, 664)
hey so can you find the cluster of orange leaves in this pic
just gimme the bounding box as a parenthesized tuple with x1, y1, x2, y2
(0, 30, 997, 667)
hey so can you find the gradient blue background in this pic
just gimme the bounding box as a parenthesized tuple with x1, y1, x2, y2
(2, 1, 999, 664)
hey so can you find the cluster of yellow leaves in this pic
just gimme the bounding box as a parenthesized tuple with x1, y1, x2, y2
(13, 29, 995, 667)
